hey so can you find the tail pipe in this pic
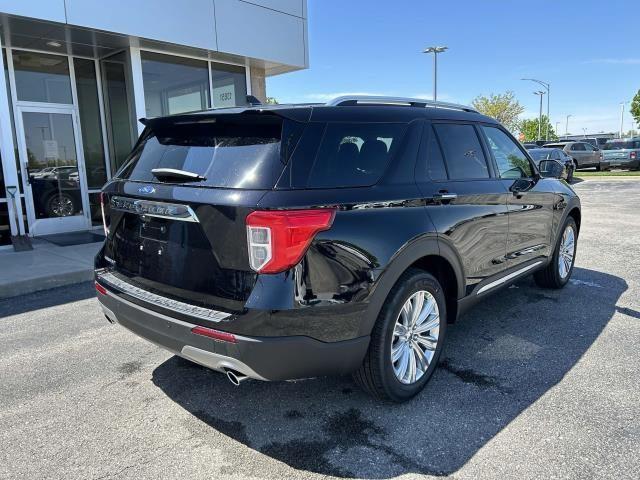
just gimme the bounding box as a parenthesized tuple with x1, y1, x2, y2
(225, 369, 249, 386)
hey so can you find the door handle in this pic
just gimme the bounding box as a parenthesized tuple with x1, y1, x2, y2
(433, 192, 458, 202)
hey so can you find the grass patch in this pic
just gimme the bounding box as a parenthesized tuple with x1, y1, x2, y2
(576, 170, 640, 177)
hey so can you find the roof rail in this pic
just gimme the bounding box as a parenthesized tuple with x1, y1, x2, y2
(326, 95, 480, 114)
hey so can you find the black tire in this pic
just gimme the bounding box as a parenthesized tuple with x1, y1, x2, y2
(566, 165, 574, 183)
(353, 268, 447, 402)
(534, 216, 578, 289)
(595, 164, 601, 172)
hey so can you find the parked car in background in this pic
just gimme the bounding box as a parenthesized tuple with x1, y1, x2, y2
(528, 148, 575, 182)
(543, 141, 605, 171)
(523, 142, 539, 150)
(95, 95, 581, 402)
(602, 138, 640, 170)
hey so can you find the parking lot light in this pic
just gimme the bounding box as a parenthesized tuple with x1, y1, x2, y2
(423, 46, 448, 102)
(522, 78, 550, 140)
(566, 114, 572, 136)
(533, 91, 546, 141)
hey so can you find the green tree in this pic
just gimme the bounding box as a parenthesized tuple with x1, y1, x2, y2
(265, 97, 279, 105)
(519, 115, 558, 142)
(471, 91, 524, 132)
(631, 89, 640, 125)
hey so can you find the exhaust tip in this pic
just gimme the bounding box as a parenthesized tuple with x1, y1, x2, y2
(225, 369, 247, 386)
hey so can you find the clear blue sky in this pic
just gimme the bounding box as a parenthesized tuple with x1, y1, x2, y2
(267, 0, 639, 134)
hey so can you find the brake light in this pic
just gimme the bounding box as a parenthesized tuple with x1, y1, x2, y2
(191, 326, 237, 343)
(631, 151, 637, 160)
(95, 282, 108, 295)
(99, 192, 110, 236)
(246, 209, 336, 274)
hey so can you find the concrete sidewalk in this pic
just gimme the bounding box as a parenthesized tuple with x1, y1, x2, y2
(0, 239, 102, 299)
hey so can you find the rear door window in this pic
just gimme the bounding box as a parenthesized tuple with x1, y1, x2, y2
(302, 122, 406, 188)
(116, 115, 298, 189)
(433, 123, 490, 179)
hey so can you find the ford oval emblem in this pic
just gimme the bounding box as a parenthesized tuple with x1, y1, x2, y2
(138, 185, 155, 195)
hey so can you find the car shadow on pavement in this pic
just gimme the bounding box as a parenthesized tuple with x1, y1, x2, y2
(151, 267, 626, 478)
(0, 281, 95, 318)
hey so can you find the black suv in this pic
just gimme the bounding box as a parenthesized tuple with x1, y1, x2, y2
(95, 96, 581, 402)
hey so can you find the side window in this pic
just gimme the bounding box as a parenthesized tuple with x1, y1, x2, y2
(425, 126, 447, 180)
(481, 126, 533, 178)
(304, 122, 406, 188)
(571, 143, 586, 151)
(583, 143, 595, 151)
(433, 124, 489, 179)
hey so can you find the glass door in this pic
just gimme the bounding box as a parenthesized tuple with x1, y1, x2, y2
(17, 105, 90, 235)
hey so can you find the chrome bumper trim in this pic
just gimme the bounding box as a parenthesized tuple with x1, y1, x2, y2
(179, 345, 266, 381)
(96, 271, 231, 322)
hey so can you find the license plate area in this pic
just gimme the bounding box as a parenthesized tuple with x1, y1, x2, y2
(139, 217, 169, 242)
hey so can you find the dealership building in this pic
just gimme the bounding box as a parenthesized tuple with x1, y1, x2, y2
(0, 0, 308, 246)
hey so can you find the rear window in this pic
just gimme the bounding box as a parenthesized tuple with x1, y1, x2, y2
(529, 150, 553, 160)
(298, 122, 406, 188)
(604, 141, 640, 150)
(116, 115, 302, 189)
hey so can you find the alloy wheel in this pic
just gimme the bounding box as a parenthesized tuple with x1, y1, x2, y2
(390, 290, 440, 384)
(50, 194, 74, 217)
(558, 225, 575, 279)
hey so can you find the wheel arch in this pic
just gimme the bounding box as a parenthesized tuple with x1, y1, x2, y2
(359, 236, 465, 336)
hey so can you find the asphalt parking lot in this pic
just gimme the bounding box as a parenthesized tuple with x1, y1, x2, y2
(1, 179, 639, 480)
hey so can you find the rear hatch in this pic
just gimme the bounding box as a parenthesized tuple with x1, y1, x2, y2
(100, 109, 306, 314)
(603, 140, 639, 163)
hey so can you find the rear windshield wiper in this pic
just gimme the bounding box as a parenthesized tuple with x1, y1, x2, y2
(151, 168, 206, 182)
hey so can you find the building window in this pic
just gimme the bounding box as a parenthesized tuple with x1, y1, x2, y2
(101, 52, 135, 172)
(74, 58, 108, 189)
(12, 50, 73, 104)
(141, 52, 210, 117)
(211, 62, 247, 108)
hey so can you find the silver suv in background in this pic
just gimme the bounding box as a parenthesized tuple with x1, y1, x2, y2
(543, 141, 604, 171)
(602, 138, 640, 170)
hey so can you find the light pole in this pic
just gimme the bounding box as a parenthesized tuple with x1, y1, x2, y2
(619, 102, 625, 139)
(565, 114, 572, 136)
(522, 78, 550, 140)
(555, 122, 560, 136)
(533, 91, 546, 141)
(582, 127, 587, 138)
(423, 46, 448, 102)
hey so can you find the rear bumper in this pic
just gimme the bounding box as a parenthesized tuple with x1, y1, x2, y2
(603, 158, 639, 169)
(97, 288, 370, 381)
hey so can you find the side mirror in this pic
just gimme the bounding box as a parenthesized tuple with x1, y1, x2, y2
(538, 160, 564, 178)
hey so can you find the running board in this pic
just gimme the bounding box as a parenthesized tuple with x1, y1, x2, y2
(476, 261, 543, 295)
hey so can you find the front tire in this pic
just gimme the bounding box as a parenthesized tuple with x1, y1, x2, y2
(534, 217, 577, 289)
(353, 269, 447, 402)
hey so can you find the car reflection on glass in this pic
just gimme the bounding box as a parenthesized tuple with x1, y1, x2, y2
(29, 166, 82, 218)
(528, 148, 574, 182)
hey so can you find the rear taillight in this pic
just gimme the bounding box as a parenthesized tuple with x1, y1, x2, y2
(99, 192, 110, 236)
(631, 151, 637, 160)
(95, 282, 107, 295)
(246, 209, 336, 274)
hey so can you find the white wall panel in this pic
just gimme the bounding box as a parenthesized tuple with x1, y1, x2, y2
(215, 0, 305, 67)
(65, 0, 217, 50)
(241, 0, 304, 18)
(0, 0, 66, 23)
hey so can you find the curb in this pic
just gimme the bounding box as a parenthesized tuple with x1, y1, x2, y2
(0, 268, 94, 300)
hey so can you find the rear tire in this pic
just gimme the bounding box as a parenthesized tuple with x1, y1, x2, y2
(534, 217, 578, 289)
(353, 269, 447, 402)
